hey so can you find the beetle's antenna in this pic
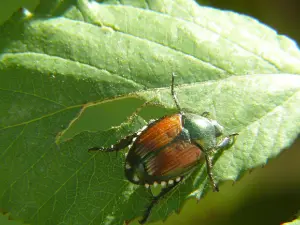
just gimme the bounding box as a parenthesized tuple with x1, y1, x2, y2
(171, 73, 183, 114)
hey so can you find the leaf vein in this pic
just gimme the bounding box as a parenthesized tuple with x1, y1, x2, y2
(240, 92, 299, 134)
(0, 124, 26, 158)
(147, 3, 284, 71)
(101, 24, 230, 74)
(3, 52, 145, 88)
(0, 105, 82, 131)
(30, 153, 97, 219)
(0, 87, 66, 107)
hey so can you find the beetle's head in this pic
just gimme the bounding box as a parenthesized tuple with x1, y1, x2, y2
(211, 119, 224, 137)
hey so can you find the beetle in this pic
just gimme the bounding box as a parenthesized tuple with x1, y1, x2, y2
(89, 73, 237, 224)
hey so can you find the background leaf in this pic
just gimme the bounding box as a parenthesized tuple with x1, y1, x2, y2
(0, 0, 299, 224)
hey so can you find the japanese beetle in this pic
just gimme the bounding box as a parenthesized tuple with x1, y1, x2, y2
(89, 73, 237, 224)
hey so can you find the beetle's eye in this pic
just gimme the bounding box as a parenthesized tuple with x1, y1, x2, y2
(211, 120, 224, 137)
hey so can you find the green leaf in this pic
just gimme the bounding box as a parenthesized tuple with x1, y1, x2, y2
(283, 215, 300, 225)
(0, 0, 299, 224)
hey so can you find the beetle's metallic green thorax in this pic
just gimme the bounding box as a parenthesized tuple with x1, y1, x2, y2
(182, 113, 224, 152)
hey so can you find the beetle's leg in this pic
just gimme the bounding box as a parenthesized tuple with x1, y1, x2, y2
(88, 132, 138, 152)
(216, 133, 238, 150)
(139, 181, 182, 224)
(199, 133, 238, 193)
(192, 141, 219, 192)
(204, 154, 219, 192)
(171, 72, 183, 114)
(89, 100, 163, 153)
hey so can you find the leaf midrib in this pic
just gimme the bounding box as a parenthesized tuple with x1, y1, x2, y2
(1, 74, 298, 131)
